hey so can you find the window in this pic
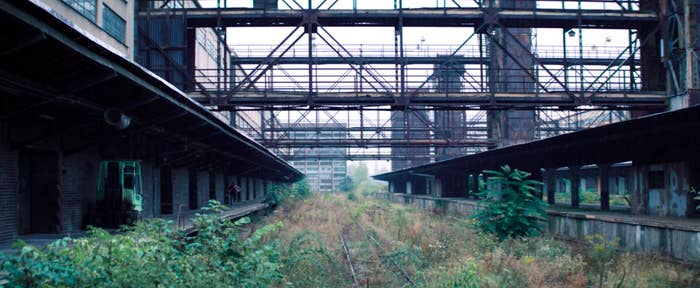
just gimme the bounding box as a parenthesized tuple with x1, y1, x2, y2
(196, 29, 219, 62)
(62, 0, 96, 22)
(102, 5, 126, 43)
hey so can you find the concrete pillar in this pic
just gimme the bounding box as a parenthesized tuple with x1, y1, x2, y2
(406, 180, 412, 195)
(570, 166, 580, 208)
(545, 169, 556, 205)
(630, 164, 648, 214)
(598, 164, 610, 210)
(434, 177, 442, 197)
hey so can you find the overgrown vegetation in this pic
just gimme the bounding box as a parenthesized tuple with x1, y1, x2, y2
(473, 165, 547, 240)
(0, 200, 282, 287)
(266, 178, 312, 208)
(261, 194, 699, 287)
(2, 187, 697, 287)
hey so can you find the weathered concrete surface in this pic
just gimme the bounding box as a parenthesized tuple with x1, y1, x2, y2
(374, 192, 700, 263)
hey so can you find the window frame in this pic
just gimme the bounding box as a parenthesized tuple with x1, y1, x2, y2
(102, 4, 126, 44)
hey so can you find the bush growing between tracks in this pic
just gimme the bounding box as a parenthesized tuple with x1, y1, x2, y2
(472, 165, 547, 240)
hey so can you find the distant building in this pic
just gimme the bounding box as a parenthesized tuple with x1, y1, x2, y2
(286, 124, 347, 193)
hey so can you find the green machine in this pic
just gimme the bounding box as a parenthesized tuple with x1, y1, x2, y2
(95, 160, 143, 227)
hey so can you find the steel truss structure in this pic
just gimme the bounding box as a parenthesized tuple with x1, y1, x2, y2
(136, 0, 685, 162)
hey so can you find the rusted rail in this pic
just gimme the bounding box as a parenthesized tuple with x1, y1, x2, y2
(339, 225, 361, 288)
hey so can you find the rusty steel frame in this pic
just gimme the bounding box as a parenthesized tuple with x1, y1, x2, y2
(136, 0, 668, 162)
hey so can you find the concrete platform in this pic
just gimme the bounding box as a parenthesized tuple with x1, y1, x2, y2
(375, 192, 700, 263)
(1, 202, 267, 251)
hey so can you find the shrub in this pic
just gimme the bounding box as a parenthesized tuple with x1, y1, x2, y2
(294, 178, 312, 197)
(266, 179, 313, 208)
(0, 200, 282, 287)
(472, 165, 547, 240)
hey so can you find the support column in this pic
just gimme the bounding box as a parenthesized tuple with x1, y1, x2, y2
(545, 169, 556, 205)
(598, 164, 610, 210)
(570, 166, 580, 208)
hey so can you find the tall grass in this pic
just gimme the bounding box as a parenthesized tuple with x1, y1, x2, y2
(263, 193, 699, 288)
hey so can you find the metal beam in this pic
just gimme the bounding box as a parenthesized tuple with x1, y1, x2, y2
(142, 8, 657, 29)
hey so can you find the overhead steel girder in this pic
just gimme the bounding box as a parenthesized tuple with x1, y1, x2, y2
(142, 8, 657, 29)
(229, 57, 640, 66)
(282, 154, 434, 161)
(189, 91, 667, 109)
(260, 139, 495, 148)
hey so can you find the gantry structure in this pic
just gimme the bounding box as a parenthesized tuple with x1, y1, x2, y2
(136, 0, 695, 165)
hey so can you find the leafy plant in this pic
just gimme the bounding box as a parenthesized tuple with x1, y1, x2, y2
(294, 178, 312, 197)
(472, 165, 547, 240)
(0, 200, 283, 287)
(266, 180, 313, 209)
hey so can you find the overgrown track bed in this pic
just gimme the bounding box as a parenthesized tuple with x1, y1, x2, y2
(262, 194, 700, 288)
(356, 222, 416, 287)
(340, 222, 416, 287)
(339, 225, 360, 288)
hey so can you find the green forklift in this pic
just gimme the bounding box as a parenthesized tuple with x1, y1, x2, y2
(93, 160, 143, 227)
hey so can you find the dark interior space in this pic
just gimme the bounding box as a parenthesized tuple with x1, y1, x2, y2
(160, 166, 173, 214)
(18, 149, 60, 235)
(209, 171, 216, 200)
(189, 168, 198, 209)
(245, 178, 250, 201)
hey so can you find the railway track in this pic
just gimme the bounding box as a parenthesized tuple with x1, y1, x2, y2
(339, 222, 416, 287)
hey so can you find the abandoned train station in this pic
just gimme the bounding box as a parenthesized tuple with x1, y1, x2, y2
(2, 0, 700, 269)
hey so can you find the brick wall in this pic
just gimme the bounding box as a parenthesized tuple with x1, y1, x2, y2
(0, 124, 18, 245)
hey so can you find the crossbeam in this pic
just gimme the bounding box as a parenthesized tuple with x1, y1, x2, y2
(189, 91, 667, 109)
(142, 8, 657, 29)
